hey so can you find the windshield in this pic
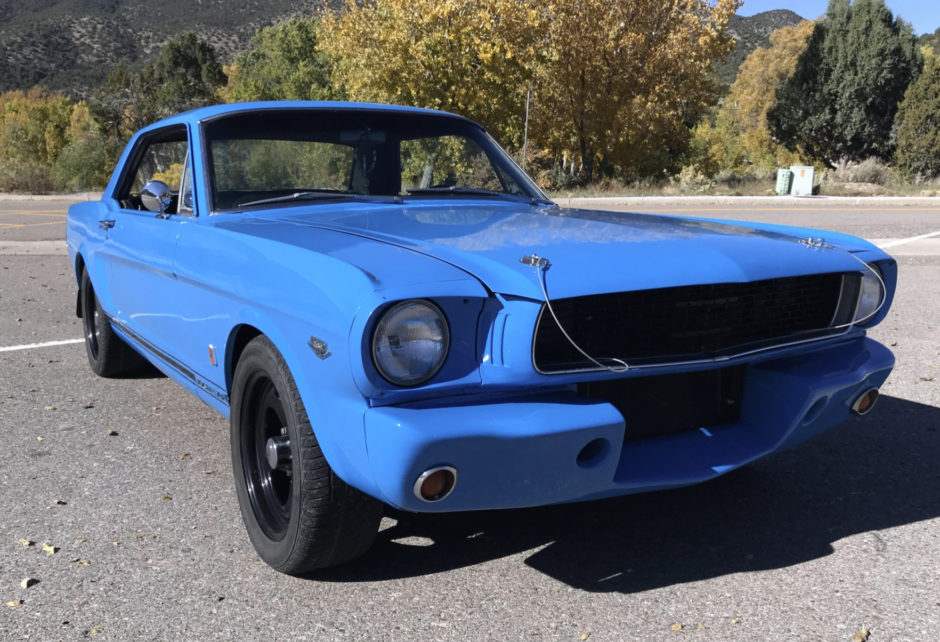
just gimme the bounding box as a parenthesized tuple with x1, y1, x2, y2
(203, 108, 549, 212)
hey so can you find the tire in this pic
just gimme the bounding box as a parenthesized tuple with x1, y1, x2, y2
(80, 268, 145, 377)
(230, 335, 383, 574)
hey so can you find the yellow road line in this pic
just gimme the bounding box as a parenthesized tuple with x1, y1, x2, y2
(0, 220, 65, 229)
(0, 210, 66, 218)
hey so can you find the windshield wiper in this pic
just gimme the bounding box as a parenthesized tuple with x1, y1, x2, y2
(406, 186, 506, 197)
(238, 190, 396, 208)
(406, 185, 553, 205)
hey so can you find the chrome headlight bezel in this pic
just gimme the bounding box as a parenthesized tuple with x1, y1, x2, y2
(371, 299, 450, 387)
(853, 263, 886, 325)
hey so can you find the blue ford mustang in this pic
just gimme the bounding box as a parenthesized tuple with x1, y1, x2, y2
(67, 101, 895, 574)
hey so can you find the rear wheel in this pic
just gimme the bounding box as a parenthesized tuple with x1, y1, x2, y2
(230, 335, 383, 574)
(80, 268, 145, 377)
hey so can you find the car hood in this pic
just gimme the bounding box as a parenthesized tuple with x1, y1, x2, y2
(253, 200, 878, 300)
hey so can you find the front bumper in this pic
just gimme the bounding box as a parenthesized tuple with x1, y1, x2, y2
(363, 337, 894, 512)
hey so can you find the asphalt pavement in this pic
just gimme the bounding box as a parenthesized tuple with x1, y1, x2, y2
(0, 195, 937, 641)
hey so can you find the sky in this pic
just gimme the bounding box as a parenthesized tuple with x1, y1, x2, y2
(738, 0, 940, 35)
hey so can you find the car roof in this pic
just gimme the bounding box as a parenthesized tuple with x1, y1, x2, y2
(142, 101, 474, 131)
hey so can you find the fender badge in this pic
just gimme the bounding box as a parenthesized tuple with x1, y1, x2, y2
(309, 337, 332, 360)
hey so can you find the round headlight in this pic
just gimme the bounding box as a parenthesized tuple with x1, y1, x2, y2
(371, 300, 450, 386)
(853, 264, 885, 324)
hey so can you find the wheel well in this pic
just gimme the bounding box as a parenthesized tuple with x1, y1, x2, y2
(226, 325, 263, 396)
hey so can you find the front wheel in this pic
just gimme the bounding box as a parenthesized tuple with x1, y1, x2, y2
(230, 335, 383, 574)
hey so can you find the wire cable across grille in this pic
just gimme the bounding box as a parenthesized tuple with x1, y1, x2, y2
(533, 272, 850, 372)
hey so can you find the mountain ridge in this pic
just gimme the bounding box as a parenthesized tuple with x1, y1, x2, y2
(0, 4, 805, 96)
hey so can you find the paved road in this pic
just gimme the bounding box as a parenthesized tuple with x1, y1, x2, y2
(1, 197, 937, 641)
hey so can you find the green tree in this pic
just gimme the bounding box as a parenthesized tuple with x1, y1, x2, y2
(90, 33, 226, 140)
(767, 0, 921, 165)
(141, 31, 227, 120)
(223, 17, 339, 102)
(692, 20, 815, 175)
(894, 48, 940, 177)
(53, 101, 116, 191)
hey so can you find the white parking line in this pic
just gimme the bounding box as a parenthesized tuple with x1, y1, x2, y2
(0, 338, 83, 353)
(876, 230, 940, 249)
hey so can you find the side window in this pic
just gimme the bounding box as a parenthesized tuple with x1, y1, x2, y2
(117, 125, 191, 213)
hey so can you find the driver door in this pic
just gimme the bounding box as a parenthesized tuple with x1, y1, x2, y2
(104, 125, 193, 361)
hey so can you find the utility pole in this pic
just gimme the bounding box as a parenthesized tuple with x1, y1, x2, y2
(522, 87, 531, 172)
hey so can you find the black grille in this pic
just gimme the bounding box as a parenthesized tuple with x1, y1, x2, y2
(578, 366, 746, 441)
(534, 273, 849, 372)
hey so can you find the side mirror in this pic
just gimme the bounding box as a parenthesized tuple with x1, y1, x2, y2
(141, 180, 172, 216)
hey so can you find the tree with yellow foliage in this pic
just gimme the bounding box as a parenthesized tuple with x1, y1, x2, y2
(0, 88, 72, 192)
(323, 0, 738, 182)
(693, 19, 815, 175)
(321, 0, 542, 149)
(533, 0, 739, 181)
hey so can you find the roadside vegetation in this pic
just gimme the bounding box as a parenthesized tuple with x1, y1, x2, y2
(1, 0, 939, 196)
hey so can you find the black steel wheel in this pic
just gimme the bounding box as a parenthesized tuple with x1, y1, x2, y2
(80, 268, 144, 377)
(230, 336, 383, 574)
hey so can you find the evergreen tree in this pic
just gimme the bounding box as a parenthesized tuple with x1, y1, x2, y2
(895, 49, 940, 177)
(140, 32, 226, 120)
(90, 34, 225, 140)
(767, 0, 920, 165)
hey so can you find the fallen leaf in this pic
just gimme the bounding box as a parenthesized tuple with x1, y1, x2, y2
(20, 577, 38, 589)
(204, 470, 219, 476)
(179, 453, 191, 461)
(88, 626, 103, 636)
(41, 542, 58, 555)
(731, 618, 741, 625)
(5, 600, 23, 608)
(36, 436, 45, 441)
(106, 429, 118, 437)
(852, 628, 871, 642)
(671, 623, 682, 632)
(43, 405, 54, 411)
(698, 623, 706, 629)
(18, 538, 34, 547)
(83, 402, 95, 409)
(161, 495, 172, 501)
(70, 559, 90, 567)
(76, 538, 86, 545)
(581, 634, 590, 641)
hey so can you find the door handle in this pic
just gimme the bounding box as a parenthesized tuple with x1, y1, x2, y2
(99, 219, 115, 230)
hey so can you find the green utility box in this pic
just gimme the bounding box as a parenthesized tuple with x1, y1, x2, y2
(775, 169, 793, 195)
(789, 165, 815, 196)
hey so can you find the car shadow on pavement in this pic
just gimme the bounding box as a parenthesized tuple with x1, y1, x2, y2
(312, 395, 939, 592)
